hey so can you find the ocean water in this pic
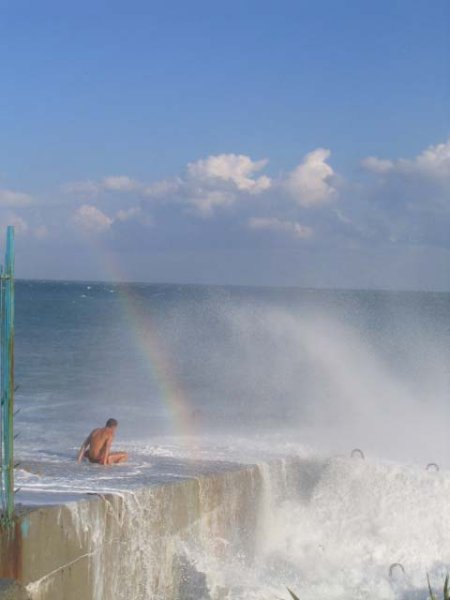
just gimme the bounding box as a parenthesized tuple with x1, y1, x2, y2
(11, 281, 450, 598)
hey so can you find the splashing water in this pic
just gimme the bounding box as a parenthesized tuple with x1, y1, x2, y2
(13, 282, 450, 599)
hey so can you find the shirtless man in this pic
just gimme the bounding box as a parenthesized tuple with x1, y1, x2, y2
(77, 418, 128, 465)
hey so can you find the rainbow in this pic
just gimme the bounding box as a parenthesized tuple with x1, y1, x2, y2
(78, 238, 200, 454)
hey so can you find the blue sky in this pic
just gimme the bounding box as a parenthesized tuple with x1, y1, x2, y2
(1, 1, 450, 289)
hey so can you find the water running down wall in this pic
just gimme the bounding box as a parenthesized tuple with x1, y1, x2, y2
(2, 454, 450, 600)
(1, 462, 262, 600)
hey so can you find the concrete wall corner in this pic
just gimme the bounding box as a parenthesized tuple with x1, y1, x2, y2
(0, 579, 30, 600)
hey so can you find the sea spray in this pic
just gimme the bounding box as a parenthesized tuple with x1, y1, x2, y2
(17, 454, 450, 599)
(12, 282, 450, 598)
(15, 283, 450, 468)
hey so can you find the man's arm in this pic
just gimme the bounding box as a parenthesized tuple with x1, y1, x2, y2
(77, 432, 92, 463)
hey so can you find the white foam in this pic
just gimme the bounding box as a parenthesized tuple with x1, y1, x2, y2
(16, 437, 450, 599)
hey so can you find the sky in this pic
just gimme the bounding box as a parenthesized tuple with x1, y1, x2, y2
(1, 0, 450, 289)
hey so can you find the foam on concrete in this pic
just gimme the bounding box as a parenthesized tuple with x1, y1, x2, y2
(0, 464, 263, 600)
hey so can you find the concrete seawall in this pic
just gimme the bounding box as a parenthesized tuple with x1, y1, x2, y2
(0, 464, 264, 600)
(3, 455, 450, 600)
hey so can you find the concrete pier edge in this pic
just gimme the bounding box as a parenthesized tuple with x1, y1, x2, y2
(0, 462, 265, 600)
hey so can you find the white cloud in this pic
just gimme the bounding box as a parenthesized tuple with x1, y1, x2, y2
(356, 138, 450, 247)
(143, 178, 181, 198)
(187, 154, 271, 194)
(101, 176, 139, 192)
(16, 140, 450, 286)
(63, 154, 272, 217)
(139, 153, 273, 216)
(65, 175, 140, 196)
(189, 190, 236, 216)
(361, 156, 394, 174)
(248, 217, 313, 239)
(362, 138, 450, 181)
(73, 203, 149, 232)
(0, 189, 33, 207)
(285, 148, 337, 207)
(74, 204, 113, 233)
(412, 140, 450, 177)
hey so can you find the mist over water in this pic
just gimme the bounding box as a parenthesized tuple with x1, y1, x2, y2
(13, 281, 450, 599)
(168, 294, 450, 465)
(18, 280, 445, 465)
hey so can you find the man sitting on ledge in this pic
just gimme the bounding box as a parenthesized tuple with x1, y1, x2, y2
(77, 418, 128, 465)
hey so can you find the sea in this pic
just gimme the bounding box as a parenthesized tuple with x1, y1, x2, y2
(11, 280, 450, 599)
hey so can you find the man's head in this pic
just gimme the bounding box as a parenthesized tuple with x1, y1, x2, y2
(106, 418, 118, 429)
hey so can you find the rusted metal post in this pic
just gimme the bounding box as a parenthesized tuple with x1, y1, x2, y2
(1, 226, 15, 525)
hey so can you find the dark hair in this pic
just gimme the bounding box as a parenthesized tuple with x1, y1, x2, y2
(106, 418, 118, 428)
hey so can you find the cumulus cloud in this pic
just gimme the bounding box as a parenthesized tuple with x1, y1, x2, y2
(143, 178, 181, 198)
(362, 138, 450, 181)
(65, 175, 140, 196)
(361, 156, 394, 174)
(102, 176, 139, 192)
(188, 190, 236, 215)
(187, 154, 271, 194)
(248, 217, 313, 239)
(413, 140, 450, 178)
(141, 153, 272, 216)
(0, 189, 33, 207)
(285, 148, 337, 207)
(73, 204, 113, 233)
(72, 203, 148, 234)
(63, 154, 272, 217)
(354, 138, 450, 249)
(14, 138, 450, 287)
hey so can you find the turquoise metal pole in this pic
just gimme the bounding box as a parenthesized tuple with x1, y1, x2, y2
(0, 264, 3, 516)
(1, 226, 15, 523)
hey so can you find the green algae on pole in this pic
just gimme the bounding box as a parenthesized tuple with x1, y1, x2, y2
(0, 226, 15, 526)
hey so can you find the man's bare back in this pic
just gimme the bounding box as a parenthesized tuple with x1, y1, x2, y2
(77, 418, 128, 466)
